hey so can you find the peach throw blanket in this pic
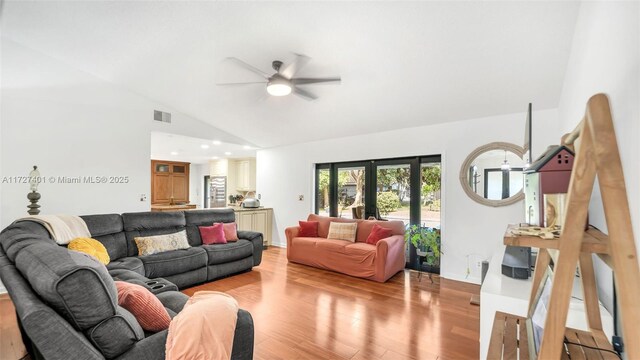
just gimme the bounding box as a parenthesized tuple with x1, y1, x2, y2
(166, 291, 239, 360)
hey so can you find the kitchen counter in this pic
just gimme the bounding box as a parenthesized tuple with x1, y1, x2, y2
(151, 204, 197, 212)
(225, 206, 272, 212)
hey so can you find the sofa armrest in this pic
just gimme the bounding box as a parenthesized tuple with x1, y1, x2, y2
(375, 235, 406, 282)
(231, 309, 254, 360)
(284, 227, 300, 259)
(237, 230, 263, 266)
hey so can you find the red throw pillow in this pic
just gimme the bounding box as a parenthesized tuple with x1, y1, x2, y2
(200, 224, 227, 245)
(366, 224, 393, 245)
(115, 281, 171, 332)
(220, 222, 238, 242)
(298, 221, 319, 237)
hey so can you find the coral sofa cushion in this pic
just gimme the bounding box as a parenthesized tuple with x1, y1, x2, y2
(134, 230, 190, 256)
(366, 224, 393, 245)
(115, 281, 171, 332)
(221, 222, 238, 242)
(327, 222, 358, 242)
(68, 237, 110, 265)
(199, 224, 227, 245)
(298, 221, 319, 237)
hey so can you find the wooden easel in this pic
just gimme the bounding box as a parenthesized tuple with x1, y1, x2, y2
(489, 94, 640, 359)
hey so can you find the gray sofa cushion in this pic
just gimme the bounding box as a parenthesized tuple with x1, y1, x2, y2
(15, 243, 118, 331)
(202, 240, 253, 265)
(163, 267, 207, 289)
(107, 257, 145, 275)
(86, 307, 144, 358)
(139, 247, 207, 278)
(0, 220, 52, 262)
(156, 291, 189, 313)
(81, 214, 127, 260)
(123, 212, 186, 257)
(184, 209, 236, 247)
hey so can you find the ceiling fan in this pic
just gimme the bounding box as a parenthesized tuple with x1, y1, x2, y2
(218, 54, 341, 101)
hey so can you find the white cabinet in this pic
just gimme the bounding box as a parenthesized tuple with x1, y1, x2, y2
(236, 159, 256, 191)
(234, 208, 272, 246)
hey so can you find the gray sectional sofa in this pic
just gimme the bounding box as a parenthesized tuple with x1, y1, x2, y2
(0, 208, 261, 360)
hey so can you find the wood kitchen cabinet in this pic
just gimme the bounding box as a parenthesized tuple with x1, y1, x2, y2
(235, 208, 272, 246)
(151, 160, 190, 204)
(236, 159, 256, 191)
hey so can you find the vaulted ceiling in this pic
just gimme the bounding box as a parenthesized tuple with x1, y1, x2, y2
(2, 1, 580, 148)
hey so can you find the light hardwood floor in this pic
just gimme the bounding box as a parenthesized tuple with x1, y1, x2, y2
(0, 247, 480, 360)
(185, 247, 480, 360)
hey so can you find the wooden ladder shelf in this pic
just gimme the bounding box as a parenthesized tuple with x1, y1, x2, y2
(488, 94, 640, 359)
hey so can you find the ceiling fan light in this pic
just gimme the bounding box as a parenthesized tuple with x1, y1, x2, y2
(266, 77, 292, 96)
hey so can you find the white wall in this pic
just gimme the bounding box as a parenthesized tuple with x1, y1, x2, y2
(556, 1, 639, 313)
(0, 39, 231, 227)
(257, 109, 559, 283)
(189, 163, 208, 208)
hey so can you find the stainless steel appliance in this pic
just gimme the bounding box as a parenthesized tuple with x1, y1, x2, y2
(209, 176, 227, 208)
(242, 198, 260, 208)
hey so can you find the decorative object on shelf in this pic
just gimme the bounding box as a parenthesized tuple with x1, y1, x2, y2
(510, 225, 558, 239)
(459, 142, 526, 207)
(405, 225, 442, 277)
(543, 193, 567, 228)
(27, 165, 41, 215)
(523, 145, 574, 226)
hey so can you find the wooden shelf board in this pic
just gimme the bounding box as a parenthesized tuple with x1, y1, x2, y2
(488, 312, 616, 360)
(503, 224, 610, 254)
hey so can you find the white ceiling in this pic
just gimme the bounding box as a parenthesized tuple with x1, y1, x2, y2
(151, 132, 257, 164)
(2, 1, 580, 148)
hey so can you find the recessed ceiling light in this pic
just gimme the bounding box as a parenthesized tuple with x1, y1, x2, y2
(243, 145, 252, 150)
(211, 156, 219, 160)
(212, 140, 221, 145)
(224, 151, 232, 156)
(201, 144, 210, 149)
(170, 151, 178, 155)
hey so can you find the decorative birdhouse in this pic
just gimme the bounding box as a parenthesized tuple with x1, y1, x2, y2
(524, 145, 575, 226)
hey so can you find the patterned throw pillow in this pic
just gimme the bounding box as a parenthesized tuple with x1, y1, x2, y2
(134, 230, 190, 256)
(115, 281, 171, 332)
(327, 222, 358, 242)
(68, 237, 110, 265)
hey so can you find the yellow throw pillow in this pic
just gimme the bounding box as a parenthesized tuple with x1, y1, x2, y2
(68, 238, 110, 265)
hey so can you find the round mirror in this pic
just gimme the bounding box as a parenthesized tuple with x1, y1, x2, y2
(459, 142, 525, 207)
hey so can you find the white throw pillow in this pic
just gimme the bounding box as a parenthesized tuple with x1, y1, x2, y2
(327, 222, 358, 242)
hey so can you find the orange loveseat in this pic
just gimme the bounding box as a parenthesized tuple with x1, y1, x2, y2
(285, 214, 406, 282)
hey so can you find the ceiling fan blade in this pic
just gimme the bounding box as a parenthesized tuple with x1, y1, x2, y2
(293, 87, 318, 101)
(225, 57, 270, 79)
(292, 77, 341, 85)
(216, 81, 267, 86)
(280, 53, 311, 79)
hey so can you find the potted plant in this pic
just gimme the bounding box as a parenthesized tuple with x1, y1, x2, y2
(405, 225, 442, 273)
